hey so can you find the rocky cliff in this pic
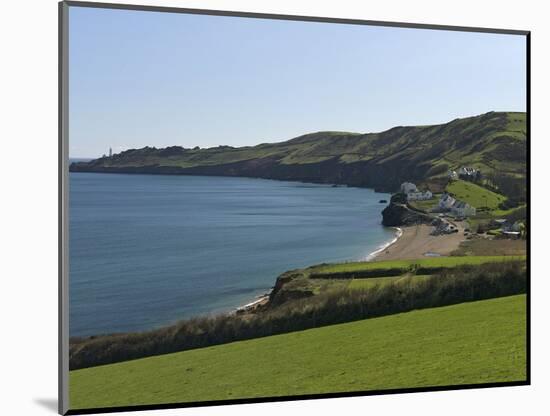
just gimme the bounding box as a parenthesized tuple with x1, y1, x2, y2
(381, 193, 435, 226)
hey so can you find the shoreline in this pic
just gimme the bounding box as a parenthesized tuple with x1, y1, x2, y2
(70, 173, 392, 336)
(373, 223, 466, 261)
(365, 227, 403, 261)
(236, 227, 405, 314)
(74, 222, 468, 337)
(235, 293, 271, 314)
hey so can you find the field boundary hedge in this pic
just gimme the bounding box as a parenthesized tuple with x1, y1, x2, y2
(70, 261, 526, 370)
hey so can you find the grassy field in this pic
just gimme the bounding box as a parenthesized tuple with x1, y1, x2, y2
(311, 255, 525, 275)
(446, 180, 506, 210)
(506, 112, 527, 140)
(479, 204, 527, 218)
(70, 295, 526, 410)
(274, 273, 430, 295)
(347, 274, 431, 290)
(408, 197, 438, 212)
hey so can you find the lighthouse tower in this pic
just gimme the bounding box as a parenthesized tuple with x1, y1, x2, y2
(109, 147, 112, 157)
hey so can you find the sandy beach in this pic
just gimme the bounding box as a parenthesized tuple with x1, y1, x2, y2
(238, 222, 466, 313)
(374, 223, 466, 261)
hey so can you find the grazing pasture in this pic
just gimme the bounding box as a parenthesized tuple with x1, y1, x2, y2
(70, 295, 526, 410)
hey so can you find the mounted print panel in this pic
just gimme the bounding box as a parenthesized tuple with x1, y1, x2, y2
(59, 2, 529, 414)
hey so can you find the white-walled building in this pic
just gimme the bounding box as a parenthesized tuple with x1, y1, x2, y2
(400, 182, 418, 194)
(438, 193, 456, 210)
(448, 170, 458, 180)
(459, 166, 477, 175)
(458, 166, 480, 179)
(407, 190, 433, 201)
(451, 201, 476, 217)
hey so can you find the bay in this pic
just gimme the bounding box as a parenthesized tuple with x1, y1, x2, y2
(69, 172, 394, 337)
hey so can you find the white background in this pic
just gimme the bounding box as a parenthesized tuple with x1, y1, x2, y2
(1, 0, 547, 415)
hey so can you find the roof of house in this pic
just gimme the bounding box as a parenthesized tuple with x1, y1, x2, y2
(460, 167, 478, 174)
(452, 200, 471, 209)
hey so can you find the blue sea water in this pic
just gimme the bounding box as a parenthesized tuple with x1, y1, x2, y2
(69, 173, 394, 337)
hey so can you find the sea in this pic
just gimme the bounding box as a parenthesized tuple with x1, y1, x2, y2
(69, 172, 395, 337)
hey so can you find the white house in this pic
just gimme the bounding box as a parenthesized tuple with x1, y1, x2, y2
(407, 190, 433, 201)
(458, 166, 479, 178)
(451, 201, 476, 217)
(438, 193, 456, 210)
(400, 182, 418, 194)
(448, 170, 459, 180)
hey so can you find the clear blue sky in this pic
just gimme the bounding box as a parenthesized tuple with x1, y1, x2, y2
(69, 6, 526, 158)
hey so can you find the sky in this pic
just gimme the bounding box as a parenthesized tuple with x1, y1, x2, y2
(69, 6, 527, 158)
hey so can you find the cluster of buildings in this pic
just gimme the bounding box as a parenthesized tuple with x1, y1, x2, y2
(400, 182, 433, 201)
(399, 181, 476, 218)
(438, 192, 476, 217)
(448, 166, 481, 181)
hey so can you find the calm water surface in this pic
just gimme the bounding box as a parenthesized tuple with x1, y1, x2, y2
(69, 173, 393, 336)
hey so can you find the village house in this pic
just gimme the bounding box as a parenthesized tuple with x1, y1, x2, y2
(459, 166, 477, 176)
(500, 221, 524, 239)
(400, 182, 432, 201)
(450, 200, 476, 217)
(458, 166, 481, 180)
(400, 182, 418, 194)
(448, 170, 459, 180)
(438, 193, 476, 217)
(407, 190, 433, 201)
(438, 193, 456, 210)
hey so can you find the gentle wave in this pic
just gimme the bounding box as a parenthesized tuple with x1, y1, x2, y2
(365, 227, 403, 261)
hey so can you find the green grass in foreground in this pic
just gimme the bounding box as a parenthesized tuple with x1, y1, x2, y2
(446, 180, 506, 210)
(70, 295, 526, 410)
(312, 255, 525, 275)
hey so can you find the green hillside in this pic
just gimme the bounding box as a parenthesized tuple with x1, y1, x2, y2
(70, 295, 526, 410)
(447, 179, 506, 209)
(70, 111, 526, 192)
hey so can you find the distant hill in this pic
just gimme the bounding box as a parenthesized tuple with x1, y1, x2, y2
(70, 111, 526, 192)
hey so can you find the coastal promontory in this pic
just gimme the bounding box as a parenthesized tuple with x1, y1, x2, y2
(70, 111, 526, 193)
